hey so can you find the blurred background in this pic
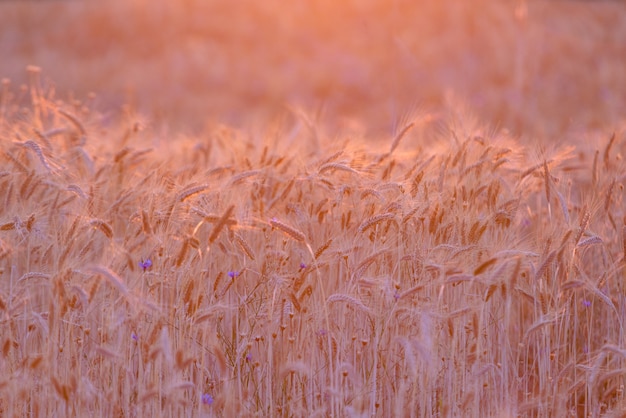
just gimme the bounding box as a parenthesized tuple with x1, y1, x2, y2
(0, 0, 625, 137)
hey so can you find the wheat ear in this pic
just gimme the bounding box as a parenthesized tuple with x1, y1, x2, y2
(270, 218, 306, 242)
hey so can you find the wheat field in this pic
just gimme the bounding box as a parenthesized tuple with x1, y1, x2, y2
(2, 1, 626, 418)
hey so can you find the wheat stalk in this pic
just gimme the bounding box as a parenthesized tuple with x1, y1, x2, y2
(474, 258, 497, 276)
(318, 162, 359, 175)
(230, 169, 261, 185)
(57, 109, 86, 136)
(604, 132, 616, 169)
(327, 294, 371, 314)
(358, 212, 394, 233)
(18, 272, 51, 282)
(534, 250, 557, 281)
(89, 219, 113, 239)
(208, 205, 235, 244)
(269, 217, 306, 242)
(314, 238, 332, 259)
(88, 266, 128, 296)
(178, 184, 209, 202)
(233, 232, 255, 260)
(389, 122, 415, 155)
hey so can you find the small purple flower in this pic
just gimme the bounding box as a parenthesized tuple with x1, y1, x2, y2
(394, 291, 400, 302)
(131, 332, 139, 341)
(228, 270, 239, 279)
(582, 299, 591, 308)
(202, 393, 214, 405)
(139, 258, 152, 272)
(245, 353, 252, 362)
(300, 262, 307, 270)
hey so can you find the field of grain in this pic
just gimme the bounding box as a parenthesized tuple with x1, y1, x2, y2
(1, 1, 626, 417)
